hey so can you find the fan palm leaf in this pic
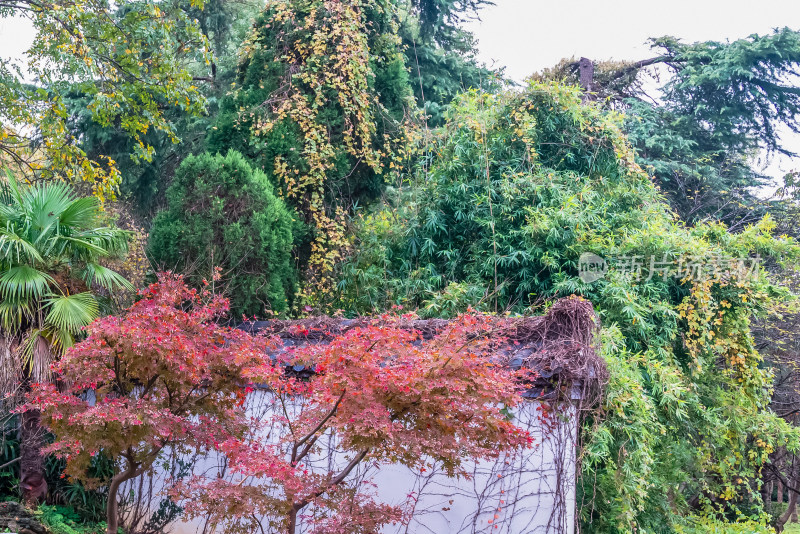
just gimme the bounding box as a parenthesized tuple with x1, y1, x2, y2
(80, 262, 134, 292)
(1, 167, 131, 342)
(0, 265, 55, 303)
(44, 292, 99, 337)
(0, 299, 30, 332)
(0, 229, 44, 265)
(59, 196, 100, 229)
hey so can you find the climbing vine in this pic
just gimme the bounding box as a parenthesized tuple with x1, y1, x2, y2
(211, 0, 417, 305)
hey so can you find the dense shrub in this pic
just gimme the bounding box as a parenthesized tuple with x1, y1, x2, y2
(334, 81, 800, 532)
(149, 151, 297, 318)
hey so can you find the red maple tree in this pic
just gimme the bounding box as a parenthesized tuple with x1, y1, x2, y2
(26, 276, 533, 534)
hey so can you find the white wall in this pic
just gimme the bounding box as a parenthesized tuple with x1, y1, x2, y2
(127, 394, 577, 534)
(374, 402, 577, 534)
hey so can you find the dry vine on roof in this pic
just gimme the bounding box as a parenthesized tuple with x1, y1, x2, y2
(241, 295, 607, 406)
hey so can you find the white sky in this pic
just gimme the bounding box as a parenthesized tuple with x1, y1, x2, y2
(465, 0, 800, 83)
(0, 16, 34, 70)
(2, 0, 800, 180)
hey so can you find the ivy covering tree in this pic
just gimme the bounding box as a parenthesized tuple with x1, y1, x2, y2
(334, 82, 800, 531)
(207, 0, 416, 300)
(148, 151, 297, 318)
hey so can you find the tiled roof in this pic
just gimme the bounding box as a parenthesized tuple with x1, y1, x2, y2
(239, 296, 606, 402)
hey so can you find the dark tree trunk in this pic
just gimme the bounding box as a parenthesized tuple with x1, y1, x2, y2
(578, 57, 594, 95)
(107, 459, 143, 534)
(777, 456, 799, 533)
(17, 336, 54, 505)
(19, 407, 47, 504)
(764, 478, 774, 514)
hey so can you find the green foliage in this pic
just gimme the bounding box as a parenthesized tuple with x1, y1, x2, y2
(624, 97, 763, 227)
(148, 151, 297, 318)
(675, 515, 774, 534)
(71, 0, 264, 215)
(0, 413, 20, 498)
(36, 505, 110, 534)
(538, 29, 800, 227)
(334, 82, 800, 531)
(654, 29, 800, 157)
(0, 170, 131, 383)
(400, 0, 499, 126)
(46, 452, 115, 524)
(407, 0, 490, 41)
(633, 28, 800, 225)
(0, 0, 211, 200)
(207, 0, 418, 297)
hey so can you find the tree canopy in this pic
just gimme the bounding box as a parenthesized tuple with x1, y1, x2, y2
(539, 28, 800, 227)
(0, 0, 212, 200)
(4, 3, 800, 533)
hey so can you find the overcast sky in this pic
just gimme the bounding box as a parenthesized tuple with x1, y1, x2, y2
(2, 0, 799, 179)
(465, 0, 800, 82)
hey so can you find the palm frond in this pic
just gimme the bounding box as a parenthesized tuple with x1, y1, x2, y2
(59, 196, 100, 229)
(22, 181, 74, 238)
(56, 236, 110, 257)
(0, 172, 22, 224)
(44, 325, 76, 355)
(0, 203, 21, 226)
(76, 228, 131, 257)
(0, 229, 44, 264)
(81, 262, 134, 291)
(44, 292, 99, 335)
(0, 265, 55, 302)
(20, 329, 55, 382)
(0, 299, 31, 332)
(1, 167, 24, 208)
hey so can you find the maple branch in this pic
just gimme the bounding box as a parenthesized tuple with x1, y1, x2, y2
(138, 374, 159, 399)
(292, 389, 347, 465)
(279, 394, 296, 441)
(294, 448, 371, 511)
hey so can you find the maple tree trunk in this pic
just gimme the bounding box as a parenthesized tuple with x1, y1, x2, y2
(107, 462, 139, 534)
(287, 507, 298, 534)
(19, 407, 47, 505)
